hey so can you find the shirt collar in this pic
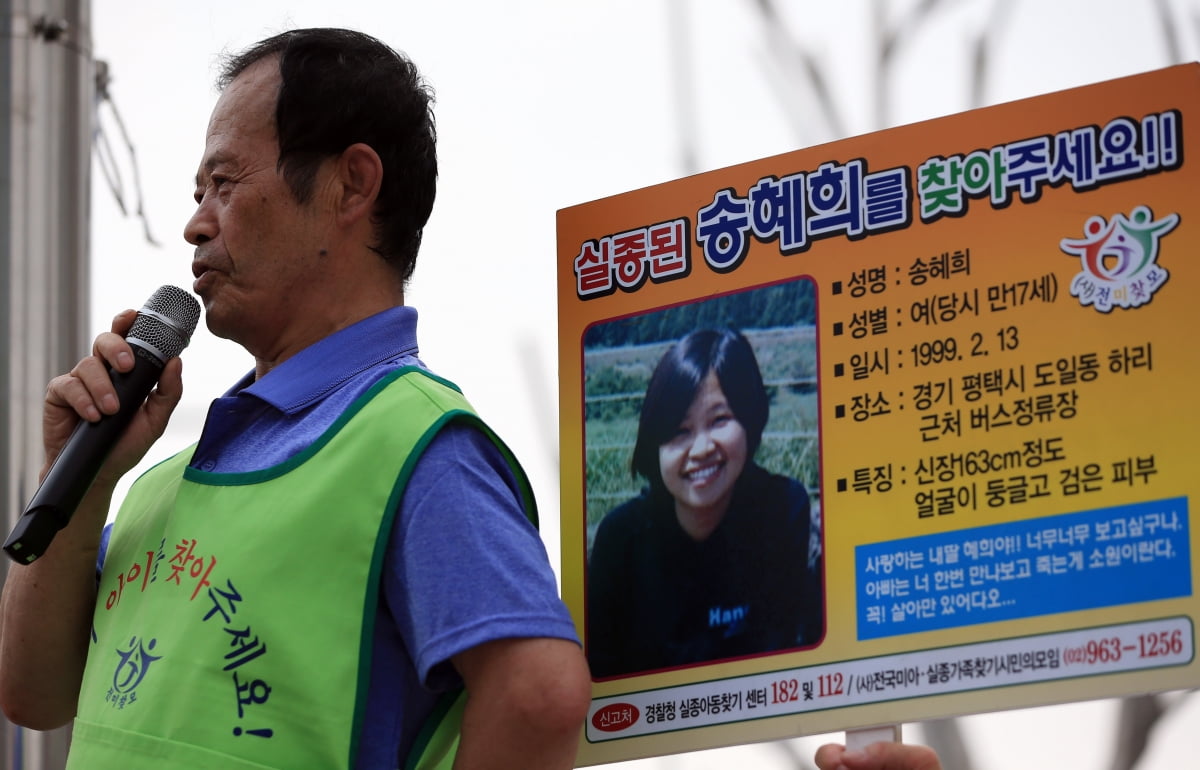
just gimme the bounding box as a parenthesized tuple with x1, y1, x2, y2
(228, 305, 421, 415)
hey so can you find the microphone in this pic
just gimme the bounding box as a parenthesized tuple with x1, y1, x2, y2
(3, 285, 201, 565)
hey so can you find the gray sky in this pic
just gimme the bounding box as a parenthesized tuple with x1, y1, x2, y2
(88, 1, 1199, 766)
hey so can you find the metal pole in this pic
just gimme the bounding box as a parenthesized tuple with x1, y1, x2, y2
(0, 0, 92, 767)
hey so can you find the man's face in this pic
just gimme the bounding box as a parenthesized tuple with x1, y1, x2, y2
(184, 57, 335, 360)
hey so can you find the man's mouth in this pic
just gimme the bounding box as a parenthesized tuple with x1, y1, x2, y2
(192, 268, 219, 297)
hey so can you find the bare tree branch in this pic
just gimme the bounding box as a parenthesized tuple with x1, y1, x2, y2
(751, 0, 846, 140)
(874, 0, 948, 126)
(1108, 695, 1164, 770)
(878, 0, 945, 64)
(667, 0, 701, 175)
(1152, 0, 1183, 64)
(968, 0, 1015, 109)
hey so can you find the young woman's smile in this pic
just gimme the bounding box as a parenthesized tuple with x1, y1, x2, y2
(658, 370, 748, 540)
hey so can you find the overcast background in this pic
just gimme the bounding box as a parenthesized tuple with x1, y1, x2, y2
(88, 1, 1200, 767)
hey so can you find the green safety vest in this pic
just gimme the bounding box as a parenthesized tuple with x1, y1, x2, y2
(68, 368, 535, 769)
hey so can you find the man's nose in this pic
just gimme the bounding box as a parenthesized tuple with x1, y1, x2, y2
(183, 199, 216, 245)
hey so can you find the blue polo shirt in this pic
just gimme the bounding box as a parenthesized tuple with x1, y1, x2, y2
(100, 306, 578, 768)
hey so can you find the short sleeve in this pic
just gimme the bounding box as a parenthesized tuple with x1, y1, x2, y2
(383, 422, 579, 689)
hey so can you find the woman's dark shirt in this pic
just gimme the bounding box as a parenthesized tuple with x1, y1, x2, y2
(587, 463, 822, 678)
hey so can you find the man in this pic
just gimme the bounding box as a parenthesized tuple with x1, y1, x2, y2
(0, 28, 590, 769)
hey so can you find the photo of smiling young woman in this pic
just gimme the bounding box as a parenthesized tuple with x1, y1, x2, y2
(586, 326, 823, 679)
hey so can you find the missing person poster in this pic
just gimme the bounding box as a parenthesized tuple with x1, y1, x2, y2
(556, 64, 1200, 766)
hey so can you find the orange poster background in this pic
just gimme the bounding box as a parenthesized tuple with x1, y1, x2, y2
(557, 64, 1200, 765)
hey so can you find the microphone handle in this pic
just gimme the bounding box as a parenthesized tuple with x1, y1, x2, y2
(3, 344, 165, 564)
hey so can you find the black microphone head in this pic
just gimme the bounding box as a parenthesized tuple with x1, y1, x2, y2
(127, 285, 202, 361)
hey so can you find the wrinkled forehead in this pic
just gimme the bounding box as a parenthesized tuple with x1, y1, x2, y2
(195, 59, 281, 177)
(208, 57, 280, 137)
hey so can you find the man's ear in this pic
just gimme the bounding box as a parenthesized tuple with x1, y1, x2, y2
(336, 142, 383, 227)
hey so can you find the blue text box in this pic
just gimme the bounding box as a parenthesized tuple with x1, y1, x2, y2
(855, 496, 1191, 639)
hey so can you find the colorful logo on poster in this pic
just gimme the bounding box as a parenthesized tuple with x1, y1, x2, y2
(1060, 205, 1177, 312)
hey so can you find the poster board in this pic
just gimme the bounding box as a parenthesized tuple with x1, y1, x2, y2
(556, 64, 1199, 765)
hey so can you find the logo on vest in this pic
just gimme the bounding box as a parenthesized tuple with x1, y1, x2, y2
(106, 635, 161, 709)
